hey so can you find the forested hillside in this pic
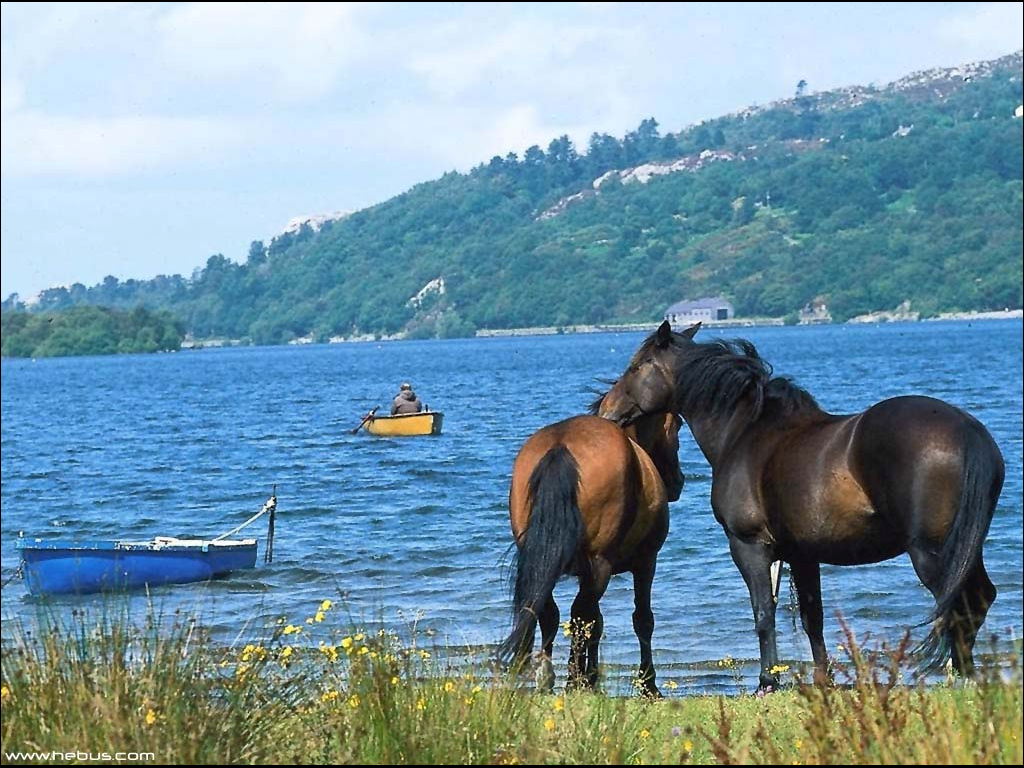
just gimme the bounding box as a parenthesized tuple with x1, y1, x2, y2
(5, 51, 1021, 347)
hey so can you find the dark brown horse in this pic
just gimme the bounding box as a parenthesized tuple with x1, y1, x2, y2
(499, 404, 683, 696)
(601, 321, 1004, 691)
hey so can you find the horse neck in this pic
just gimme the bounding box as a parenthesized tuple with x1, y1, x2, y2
(627, 418, 677, 486)
(682, 395, 759, 469)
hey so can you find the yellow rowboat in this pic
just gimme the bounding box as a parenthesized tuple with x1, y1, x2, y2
(364, 411, 444, 437)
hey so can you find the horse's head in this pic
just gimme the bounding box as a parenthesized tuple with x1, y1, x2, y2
(600, 321, 700, 427)
(595, 370, 686, 502)
(632, 410, 685, 502)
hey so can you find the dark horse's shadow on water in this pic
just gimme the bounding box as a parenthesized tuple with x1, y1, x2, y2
(498, 397, 683, 696)
(601, 321, 1005, 692)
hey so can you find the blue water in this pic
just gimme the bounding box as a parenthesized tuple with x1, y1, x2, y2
(2, 321, 1022, 692)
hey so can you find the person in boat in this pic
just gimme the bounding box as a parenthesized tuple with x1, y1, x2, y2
(391, 382, 424, 415)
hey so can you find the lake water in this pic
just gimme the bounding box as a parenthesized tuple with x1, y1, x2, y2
(2, 320, 1021, 693)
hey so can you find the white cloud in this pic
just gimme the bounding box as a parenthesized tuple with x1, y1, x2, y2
(934, 2, 1023, 59)
(1, 79, 24, 114)
(406, 19, 640, 101)
(157, 2, 369, 100)
(1, 110, 253, 176)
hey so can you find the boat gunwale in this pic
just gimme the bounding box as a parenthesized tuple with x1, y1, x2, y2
(17, 538, 258, 553)
(368, 411, 443, 421)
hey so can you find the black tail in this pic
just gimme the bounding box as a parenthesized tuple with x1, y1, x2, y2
(498, 446, 583, 665)
(918, 421, 1004, 669)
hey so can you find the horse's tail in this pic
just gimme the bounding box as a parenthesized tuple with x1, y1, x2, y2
(918, 420, 1004, 669)
(499, 445, 583, 665)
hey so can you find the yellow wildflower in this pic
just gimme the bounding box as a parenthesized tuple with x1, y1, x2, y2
(280, 646, 294, 660)
(444, 680, 456, 693)
(552, 697, 565, 712)
(348, 694, 361, 709)
(283, 624, 302, 635)
(419, 650, 431, 660)
(794, 739, 803, 750)
(769, 664, 790, 675)
(684, 740, 693, 752)
(319, 643, 339, 662)
(544, 718, 556, 732)
(416, 697, 427, 711)
(2, 684, 11, 701)
(472, 684, 482, 694)
(667, 680, 679, 690)
(341, 636, 354, 651)
(354, 633, 365, 642)
(321, 690, 339, 703)
(314, 610, 326, 623)
(320, 599, 333, 611)
(640, 729, 650, 739)
(391, 676, 400, 686)
(145, 709, 157, 726)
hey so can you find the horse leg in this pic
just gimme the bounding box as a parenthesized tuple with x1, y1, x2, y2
(949, 560, 997, 674)
(790, 559, 830, 685)
(632, 558, 662, 697)
(908, 542, 982, 674)
(535, 597, 560, 693)
(568, 557, 611, 691)
(729, 534, 780, 692)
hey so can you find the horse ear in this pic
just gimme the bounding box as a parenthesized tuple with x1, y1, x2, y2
(680, 322, 701, 341)
(656, 320, 673, 348)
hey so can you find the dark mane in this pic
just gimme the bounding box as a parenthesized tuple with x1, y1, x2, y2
(639, 330, 820, 422)
(587, 381, 614, 416)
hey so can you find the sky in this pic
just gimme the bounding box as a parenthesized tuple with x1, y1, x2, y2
(2, 2, 1022, 299)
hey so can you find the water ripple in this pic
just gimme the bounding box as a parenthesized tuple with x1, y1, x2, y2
(2, 320, 1021, 693)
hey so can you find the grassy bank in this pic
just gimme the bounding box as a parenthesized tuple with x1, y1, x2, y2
(1, 601, 1020, 765)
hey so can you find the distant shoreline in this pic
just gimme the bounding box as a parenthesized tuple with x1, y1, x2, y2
(473, 309, 1023, 339)
(117, 308, 1024, 353)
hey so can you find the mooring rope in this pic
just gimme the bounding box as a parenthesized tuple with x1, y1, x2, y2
(212, 490, 277, 544)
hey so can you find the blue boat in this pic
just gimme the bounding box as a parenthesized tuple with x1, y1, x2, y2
(16, 537, 259, 596)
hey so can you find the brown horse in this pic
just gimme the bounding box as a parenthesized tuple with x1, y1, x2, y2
(499, 404, 683, 696)
(601, 321, 1004, 692)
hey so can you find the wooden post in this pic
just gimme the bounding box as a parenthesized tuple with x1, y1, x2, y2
(770, 560, 783, 603)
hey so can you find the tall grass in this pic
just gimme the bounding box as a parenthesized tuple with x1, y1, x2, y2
(1, 601, 1020, 765)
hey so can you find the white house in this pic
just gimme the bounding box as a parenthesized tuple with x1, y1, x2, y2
(664, 297, 735, 324)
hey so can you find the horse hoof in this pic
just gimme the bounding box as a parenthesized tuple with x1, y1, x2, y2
(534, 657, 555, 693)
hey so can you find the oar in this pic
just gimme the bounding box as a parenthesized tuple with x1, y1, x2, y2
(351, 406, 380, 434)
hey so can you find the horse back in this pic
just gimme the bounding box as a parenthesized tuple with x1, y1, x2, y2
(510, 415, 667, 569)
(851, 395, 1003, 544)
(760, 395, 1000, 564)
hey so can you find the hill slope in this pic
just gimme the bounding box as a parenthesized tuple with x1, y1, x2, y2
(6, 51, 1022, 344)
